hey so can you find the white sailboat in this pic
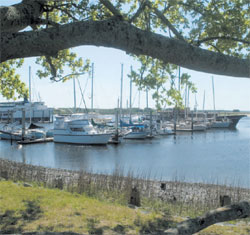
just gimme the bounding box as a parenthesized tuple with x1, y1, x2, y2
(0, 122, 46, 140)
(122, 66, 149, 140)
(156, 121, 175, 135)
(123, 126, 148, 139)
(210, 76, 231, 128)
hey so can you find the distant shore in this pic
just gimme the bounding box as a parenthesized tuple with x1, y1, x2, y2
(53, 107, 250, 116)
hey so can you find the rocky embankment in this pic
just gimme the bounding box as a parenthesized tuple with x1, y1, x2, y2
(0, 158, 249, 207)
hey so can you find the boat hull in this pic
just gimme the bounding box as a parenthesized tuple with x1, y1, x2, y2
(211, 121, 230, 128)
(0, 132, 22, 140)
(157, 128, 175, 135)
(0, 129, 45, 140)
(123, 131, 148, 139)
(53, 133, 111, 145)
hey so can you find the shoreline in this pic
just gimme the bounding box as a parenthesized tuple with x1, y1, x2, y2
(1, 158, 250, 207)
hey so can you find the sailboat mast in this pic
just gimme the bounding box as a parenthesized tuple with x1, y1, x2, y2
(117, 98, 120, 129)
(138, 90, 140, 109)
(156, 85, 159, 110)
(203, 90, 205, 111)
(212, 76, 216, 111)
(91, 63, 94, 111)
(184, 84, 187, 118)
(73, 78, 76, 113)
(76, 78, 88, 113)
(146, 88, 149, 109)
(129, 66, 132, 121)
(120, 64, 124, 118)
(29, 66, 31, 102)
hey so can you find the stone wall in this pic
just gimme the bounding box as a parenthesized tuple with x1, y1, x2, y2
(0, 158, 249, 207)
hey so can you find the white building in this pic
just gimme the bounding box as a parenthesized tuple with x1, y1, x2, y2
(0, 100, 53, 123)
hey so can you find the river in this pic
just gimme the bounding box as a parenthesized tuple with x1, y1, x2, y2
(0, 117, 249, 187)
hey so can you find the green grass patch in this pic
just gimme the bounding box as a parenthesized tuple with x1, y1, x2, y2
(0, 181, 172, 234)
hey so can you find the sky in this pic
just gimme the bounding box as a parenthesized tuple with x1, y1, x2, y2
(1, 1, 250, 111)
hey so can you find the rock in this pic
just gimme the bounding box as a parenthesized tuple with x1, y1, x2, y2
(160, 182, 166, 190)
(23, 182, 32, 187)
(53, 176, 64, 190)
(0, 170, 8, 180)
(129, 187, 141, 207)
(220, 195, 231, 206)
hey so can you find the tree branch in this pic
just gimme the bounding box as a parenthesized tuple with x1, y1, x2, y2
(52, 72, 86, 82)
(0, 1, 45, 33)
(177, 1, 207, 17)
(208, 43, 222, 53)
(1, 19, 249, 78)
(146, 1, 185, 41)
(45, 55, 57, 78)
(52, 6, 79, 22)
(196, 36, 250, 46)
(33, 18, 60, 28)
(99, 0, 123, 19)
(128, 1, 147, 23)
(164, 201, 250, 234)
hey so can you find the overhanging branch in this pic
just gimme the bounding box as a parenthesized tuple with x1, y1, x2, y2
(0, 1, 45, 33)
(196, 36, 250, 46)
(128, 1, 147, 23)
(1, 19, 249, 78)
(99, 0, 123, 19)
(146, 1, 185, 41)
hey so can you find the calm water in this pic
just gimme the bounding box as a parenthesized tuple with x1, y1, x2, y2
(0, 117, 250, 187)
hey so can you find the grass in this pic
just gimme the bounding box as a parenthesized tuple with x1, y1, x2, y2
(0, 180, 250, 234)
(0, 180, 173, 234)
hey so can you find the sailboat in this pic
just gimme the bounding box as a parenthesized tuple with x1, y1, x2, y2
(156, 120, 175, 135)
(209, 76, 231, 128)
(122, 66, 149, 140)
(123, 126, 149, 139)
(0, 67, 49, 141)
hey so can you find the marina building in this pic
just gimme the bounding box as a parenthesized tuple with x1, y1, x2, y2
(0, 99, 53, 123)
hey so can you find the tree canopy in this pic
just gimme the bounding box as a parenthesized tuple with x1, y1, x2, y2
(0, 0, 249, 105)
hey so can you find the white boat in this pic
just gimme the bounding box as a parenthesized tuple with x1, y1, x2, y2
(157, 127, 175, 135)
(193, 123, 207, 131)
(0, 130, 23, 140)
(27, 129, 46, 139)
(156, 121, 175, 135)
(53, 117, 112, 145)
(123, 126, 148, 139)
(175, 121, 206, 132)
(45, 129, 54, 137)
(0, 128, 46, 140)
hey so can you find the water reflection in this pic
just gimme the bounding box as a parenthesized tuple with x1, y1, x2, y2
(53, 144, 109, 171)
